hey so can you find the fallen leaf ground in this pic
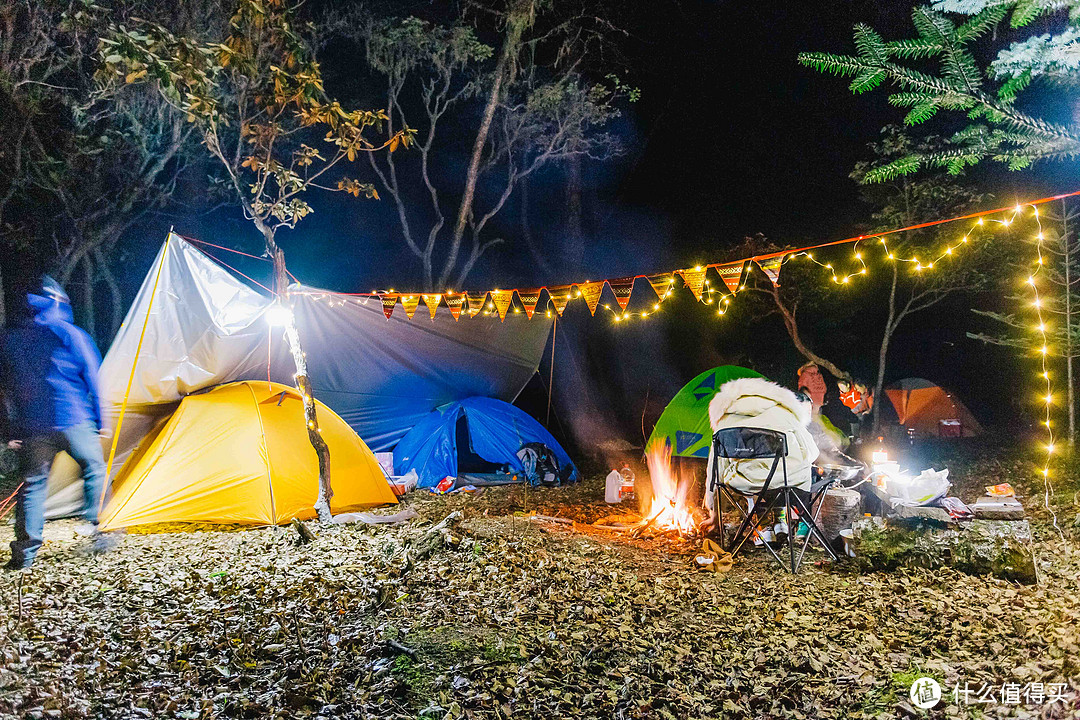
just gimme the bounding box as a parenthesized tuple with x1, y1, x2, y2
(1, 440, 1079, 720)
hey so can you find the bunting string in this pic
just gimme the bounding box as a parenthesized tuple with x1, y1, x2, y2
(289, 189, 1080, 333)
(177, 189, 1077, 488)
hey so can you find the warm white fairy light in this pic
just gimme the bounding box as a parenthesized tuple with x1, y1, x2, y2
(1028, 206, 1056, 490)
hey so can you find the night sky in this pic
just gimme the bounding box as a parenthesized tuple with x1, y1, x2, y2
(132, 0, 1070, 454)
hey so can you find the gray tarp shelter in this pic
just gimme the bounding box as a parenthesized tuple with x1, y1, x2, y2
(46, 233, 552, 517)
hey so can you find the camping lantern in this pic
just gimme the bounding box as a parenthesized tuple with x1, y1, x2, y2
(871, 437, 888, 464)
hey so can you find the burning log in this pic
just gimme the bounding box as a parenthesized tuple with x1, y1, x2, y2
(630, 507, 667, 539)
(640, 444, 698, 537)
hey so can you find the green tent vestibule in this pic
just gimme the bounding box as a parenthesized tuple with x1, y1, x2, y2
(647, 365, 764, 458)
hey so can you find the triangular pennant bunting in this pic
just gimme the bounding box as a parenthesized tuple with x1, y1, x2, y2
(380, 293, 397, 320)
(577, 281, 605, 315)
(715, 262, 747, 294)
(445, 293, 465, 320)
(547, 285, 572, 316)
(466, 293, 487, 317)
(401, 295, 421, 319)
(606, 277, 636, 311)
(647, 273, 676, 301)
(422, 294, 441, 320)
(517, 288, 542, 319)
(678, 266, 708, 301)
(756, 256, 783, 286)
(489, 290, 514, 321)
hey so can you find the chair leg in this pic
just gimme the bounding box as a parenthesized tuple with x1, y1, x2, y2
(783, 489, 796, 573)
(731, 493, 790, 570)
(792, 492, 839, 564)
(713, 487, 724, 549)
(756, 496, 790, 569)
(718, 486, 751, 552)
(728, 496, 763, 557)
(730, 493, 778, 558)
(792, 482, 836, 572)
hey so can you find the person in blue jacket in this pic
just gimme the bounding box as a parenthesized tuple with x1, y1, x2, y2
(0, 276, 108, 569)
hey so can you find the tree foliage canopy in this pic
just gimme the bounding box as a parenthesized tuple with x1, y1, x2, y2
(98, 0, 408, 243)
(0, 0, 214, 336)
(799, 1, 1080, 180)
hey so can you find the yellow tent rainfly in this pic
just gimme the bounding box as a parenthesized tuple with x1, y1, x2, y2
(101, 381, 397, 529)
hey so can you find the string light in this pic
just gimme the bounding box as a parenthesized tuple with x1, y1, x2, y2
(1027, 205, 1055, 487)
(257, 198, 1080, 525)
(291, 199, 1061, 329)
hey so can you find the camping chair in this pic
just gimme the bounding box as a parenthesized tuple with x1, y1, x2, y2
(710, 427, 837, 573)
(718, 466, 839, 554)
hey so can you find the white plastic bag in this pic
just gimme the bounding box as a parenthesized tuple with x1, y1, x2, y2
(889, 468, 950, 506)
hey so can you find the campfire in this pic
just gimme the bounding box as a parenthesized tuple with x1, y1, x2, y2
(640, 444, 698, 535)
(589, 444, 701, 540)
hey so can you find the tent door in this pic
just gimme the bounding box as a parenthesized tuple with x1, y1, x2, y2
(455, 414, 503, 474)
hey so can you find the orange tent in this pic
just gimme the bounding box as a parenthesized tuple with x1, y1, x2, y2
(102, 381, 396, 528)
(884, 378, 982, 438)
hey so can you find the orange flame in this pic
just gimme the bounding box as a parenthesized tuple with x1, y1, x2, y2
(644, 444, 697, 533)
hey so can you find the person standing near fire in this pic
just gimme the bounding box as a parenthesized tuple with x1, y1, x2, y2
(1, 276, 109, 570)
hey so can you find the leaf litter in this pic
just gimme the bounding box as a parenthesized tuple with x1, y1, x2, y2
(0, 461, 1078, 720)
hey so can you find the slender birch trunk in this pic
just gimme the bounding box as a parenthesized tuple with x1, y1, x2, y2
(264, 226, 333, 523)
(872, 263, 899, 435)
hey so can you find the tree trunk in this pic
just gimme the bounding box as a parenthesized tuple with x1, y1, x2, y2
(82, 255, 96, 342)
(93, 248, 123, 341)
(0, 254, 6, 328)
(265, 227, 333, 523)
(872, 264, 900, 434)
(440, 0, 531, 287)
(768, 281, 851, 381)
(566, 154, 585, 273)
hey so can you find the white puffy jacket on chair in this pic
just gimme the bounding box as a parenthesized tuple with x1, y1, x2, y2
(704, 378, 819, 506)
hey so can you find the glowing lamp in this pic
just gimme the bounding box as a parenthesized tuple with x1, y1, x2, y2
(265, 304, 294, 327)
(871, 437, 888, 465)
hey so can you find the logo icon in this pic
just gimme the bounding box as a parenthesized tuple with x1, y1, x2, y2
(910, 677, 942, 709)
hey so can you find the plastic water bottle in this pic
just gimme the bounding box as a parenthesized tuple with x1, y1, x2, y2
(619, 465, 636, 501)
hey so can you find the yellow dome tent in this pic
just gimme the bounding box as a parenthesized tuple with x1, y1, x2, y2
(102, 381, 396, 529)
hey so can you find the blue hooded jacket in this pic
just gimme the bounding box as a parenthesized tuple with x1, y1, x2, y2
(0, 277, 103, 436)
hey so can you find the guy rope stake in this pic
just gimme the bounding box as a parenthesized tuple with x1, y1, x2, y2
(96, 232, 171, 524)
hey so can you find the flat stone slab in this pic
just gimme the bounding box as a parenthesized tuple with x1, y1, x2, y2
(890, 504, 954, 524)
(851, 516, 1037, 584)
(972, 495, 1026, 520)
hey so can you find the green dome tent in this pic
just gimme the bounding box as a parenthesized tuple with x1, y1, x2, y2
(647, 365, 764, 458)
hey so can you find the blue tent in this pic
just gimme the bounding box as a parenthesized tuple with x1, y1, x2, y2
(394, 397, 577, 488)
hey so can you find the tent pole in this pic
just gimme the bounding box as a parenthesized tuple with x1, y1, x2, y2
(98, 232, 171, 524)
(546, 314, 557, 426)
